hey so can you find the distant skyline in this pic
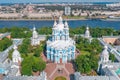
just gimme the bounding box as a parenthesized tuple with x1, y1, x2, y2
(0, 0, 119, 3)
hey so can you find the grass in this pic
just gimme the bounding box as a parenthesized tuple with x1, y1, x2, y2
(80, 50, 90, 55)
(55, 76, 66, 80)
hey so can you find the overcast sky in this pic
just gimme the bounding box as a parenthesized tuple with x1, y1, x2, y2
(0, 0, 119, 3)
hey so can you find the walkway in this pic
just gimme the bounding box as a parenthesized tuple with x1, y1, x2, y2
(98, 38, 120, 62)
(45, 63, 75, 80)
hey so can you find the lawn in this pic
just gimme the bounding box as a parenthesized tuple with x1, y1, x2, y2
(55, 76, 66, 80)
(80, 50, 90, 55)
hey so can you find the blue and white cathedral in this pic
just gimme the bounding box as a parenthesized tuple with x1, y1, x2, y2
(46, 17, 76, 63)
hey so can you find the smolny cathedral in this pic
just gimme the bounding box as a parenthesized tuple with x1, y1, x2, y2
(46, 17, 76, 63)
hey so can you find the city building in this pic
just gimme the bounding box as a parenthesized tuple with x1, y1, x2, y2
(65, 6, 71, 16)
(72, 9, 80, 16)
(106, 3, 120, 7)
(46, 16, 76, 63)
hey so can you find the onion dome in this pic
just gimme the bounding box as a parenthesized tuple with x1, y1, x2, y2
(101, 45, 109, 57)
(85, 26, 90, 38)
(56, 16, 64, 30)
(32, 26, 38, 38)
(12, 45, 21, 58)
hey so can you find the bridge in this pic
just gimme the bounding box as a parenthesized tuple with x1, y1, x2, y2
(98, 38, 120, 62)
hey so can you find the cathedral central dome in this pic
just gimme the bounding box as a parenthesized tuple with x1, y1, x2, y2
(55, 16, 65, 30)
(56, 23, 64, 30)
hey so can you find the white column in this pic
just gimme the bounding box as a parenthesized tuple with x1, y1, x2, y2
(55, 54, 57, 63)
(65, 55, 67, 63)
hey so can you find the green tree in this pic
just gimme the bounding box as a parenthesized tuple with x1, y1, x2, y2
(109, 53, 115, 62)
(75, 37, 102, 74)
(19, 38, 30, 54)
(75, 55, 91, 73)
(21, 55, 46, 76)
(0, 38, 12, 51)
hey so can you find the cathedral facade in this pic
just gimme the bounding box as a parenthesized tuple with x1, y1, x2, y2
(46, 17, 76, 63)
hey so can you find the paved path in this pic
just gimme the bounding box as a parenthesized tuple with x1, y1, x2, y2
(98, 38, 120, 62)
(45, 63, 75, 80)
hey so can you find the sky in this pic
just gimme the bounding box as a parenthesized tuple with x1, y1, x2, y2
(0, 0, 119, 3)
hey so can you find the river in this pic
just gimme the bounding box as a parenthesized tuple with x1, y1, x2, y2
(0, 19, 120, 30)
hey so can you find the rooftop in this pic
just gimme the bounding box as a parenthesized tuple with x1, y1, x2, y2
(47, 39, 75, 49)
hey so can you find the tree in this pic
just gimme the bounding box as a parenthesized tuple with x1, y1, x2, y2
(75, 55, 91, 73)
(21, 56, 33, 76)
(21, 55, 46, 76)
(75, 37, 102, 74)
(0, 38, 12, 51)
(19, 38, 30, 54)
(109, 53, 115, 62)
(32, 57, 46, 72)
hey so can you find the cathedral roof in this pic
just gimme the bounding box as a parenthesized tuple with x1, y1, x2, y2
(47, 39, 75, 50)
(53, 16, 69, 30)
(56, 23, 64, 30)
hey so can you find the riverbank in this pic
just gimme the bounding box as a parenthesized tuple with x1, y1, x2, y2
(101, 18, 120, 21)
(0, 18, 88, 21)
